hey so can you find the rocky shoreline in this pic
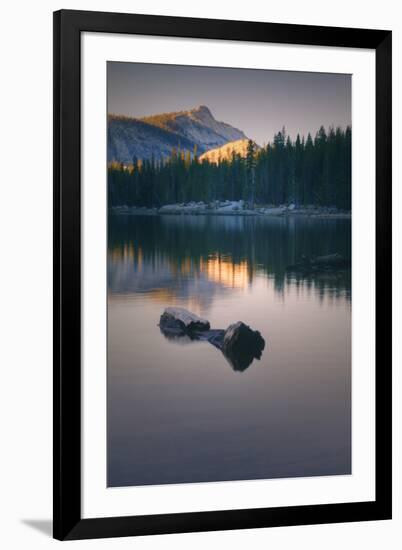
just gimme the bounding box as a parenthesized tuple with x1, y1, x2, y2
(111, 200, 351, 219)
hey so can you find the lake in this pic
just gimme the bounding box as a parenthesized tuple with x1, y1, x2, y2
(107, 214, 351, 487)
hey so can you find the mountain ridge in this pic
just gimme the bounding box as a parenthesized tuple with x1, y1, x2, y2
(108, 105, 247, 163)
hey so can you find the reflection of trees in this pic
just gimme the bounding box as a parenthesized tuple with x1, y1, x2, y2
(108, 214, 351, 301)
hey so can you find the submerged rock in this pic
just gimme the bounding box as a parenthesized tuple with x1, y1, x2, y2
(311, 253, 348, 267)
(159, 308, 265, 371)
(287, 253, 351, 273)
(223, 322, 265, 358)
(159, 307, 210, 334)
(221, 322, 265, 371)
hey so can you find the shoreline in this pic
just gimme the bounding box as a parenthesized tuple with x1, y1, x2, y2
(110, 203, 351, 219)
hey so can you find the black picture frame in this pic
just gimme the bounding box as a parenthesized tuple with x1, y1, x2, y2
(53, 9, 392, 541)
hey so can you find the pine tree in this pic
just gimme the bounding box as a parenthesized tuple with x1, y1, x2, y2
(246, 140, 257, 208)
(107, 125, 351, 211)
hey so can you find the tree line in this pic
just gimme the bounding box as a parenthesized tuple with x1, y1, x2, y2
(108, 125, 351, 210)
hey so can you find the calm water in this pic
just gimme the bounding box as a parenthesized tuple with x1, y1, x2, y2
(107, 214, 351, 487)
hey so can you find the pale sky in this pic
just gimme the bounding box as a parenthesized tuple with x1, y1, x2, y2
(108, 62, 351, 145)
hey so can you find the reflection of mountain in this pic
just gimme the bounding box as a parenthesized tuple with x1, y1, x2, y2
(108, 246, 237, 310)
(108, 214, 351, 304)
(109, 247, 250, 293)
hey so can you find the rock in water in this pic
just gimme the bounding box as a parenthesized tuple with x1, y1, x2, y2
(286, 252, 350, 272)
(159, 307, 210, 335)
(159, 310, 265, 371)
(222, 322, 265, 371)
(223, 322, 265, 356)
(312, 253, 346, 267)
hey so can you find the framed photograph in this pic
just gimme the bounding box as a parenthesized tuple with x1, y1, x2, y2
(53, 9, 392, 540)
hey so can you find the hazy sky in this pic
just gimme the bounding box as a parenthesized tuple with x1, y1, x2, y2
(108, 62, 351, 145)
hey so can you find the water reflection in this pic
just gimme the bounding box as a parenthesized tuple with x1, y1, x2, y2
(221, 338, 264, 372)
(107, 214, 351, 487)
(159, 322, 265, 372)
(108, 214, 351, 307)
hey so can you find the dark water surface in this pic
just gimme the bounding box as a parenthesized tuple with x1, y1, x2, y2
(107, 214, 351, 487)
